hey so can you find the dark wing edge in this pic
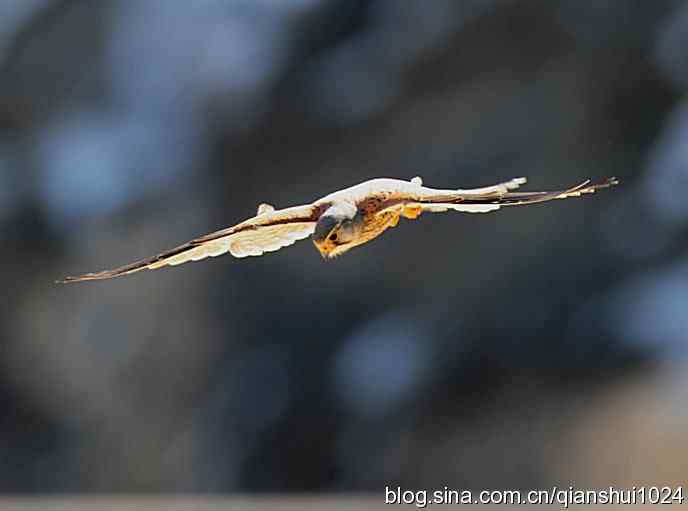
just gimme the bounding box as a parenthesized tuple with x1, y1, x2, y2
(57, 239, 202, 283)
(489, 177, 619, 206)
(413, 177, 619, 214)
(57, 204, 321, 284)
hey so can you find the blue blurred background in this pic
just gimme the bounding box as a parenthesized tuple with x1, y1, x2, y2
(1, 0, 687, 493)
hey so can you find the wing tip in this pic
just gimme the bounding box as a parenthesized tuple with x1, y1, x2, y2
(56, 265, 149, 284)
(55, 272, 115, 284)
(56, 277, 89, 285)
(584, 176, 619, 192)
(562, 176, 619, 197)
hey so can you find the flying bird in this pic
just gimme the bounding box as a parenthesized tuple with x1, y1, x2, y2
(59, 176, 618, 283)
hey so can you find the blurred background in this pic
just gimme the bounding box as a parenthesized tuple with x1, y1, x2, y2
(0, 0, 687, 494)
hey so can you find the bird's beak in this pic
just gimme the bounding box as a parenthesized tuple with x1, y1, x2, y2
(315, 238, 344, 259)
(313, 239, 329, 259)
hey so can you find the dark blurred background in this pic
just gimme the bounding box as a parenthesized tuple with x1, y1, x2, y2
(0, 0, 687, 493)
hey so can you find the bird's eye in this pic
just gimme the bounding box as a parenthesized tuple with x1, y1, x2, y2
(329, 233, 338, 241)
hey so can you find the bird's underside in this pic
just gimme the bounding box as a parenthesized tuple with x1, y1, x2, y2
(58, 176, 618, 283)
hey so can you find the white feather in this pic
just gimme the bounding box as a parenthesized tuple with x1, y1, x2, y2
(422, 203, 501, 213)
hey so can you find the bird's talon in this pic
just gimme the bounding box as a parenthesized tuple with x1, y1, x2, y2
(402, 205, 423, 219)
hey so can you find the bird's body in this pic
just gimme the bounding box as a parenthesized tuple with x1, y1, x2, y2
(59, 175, 618, 282)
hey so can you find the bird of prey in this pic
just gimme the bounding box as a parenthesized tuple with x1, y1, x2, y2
(59, 176, 618, 283)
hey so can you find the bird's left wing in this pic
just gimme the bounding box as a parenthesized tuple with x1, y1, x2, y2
(412, 178, 618, 214)
(58, 203, 321, 283)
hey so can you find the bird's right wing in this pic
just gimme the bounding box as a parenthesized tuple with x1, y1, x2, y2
(58, 203, 322, 283)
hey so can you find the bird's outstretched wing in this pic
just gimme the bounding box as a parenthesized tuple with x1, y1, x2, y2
(415, 177, 618, 214)
(58, 203, 321, 283)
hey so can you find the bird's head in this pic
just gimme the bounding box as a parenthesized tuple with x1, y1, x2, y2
(312, 203, 363, 258)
